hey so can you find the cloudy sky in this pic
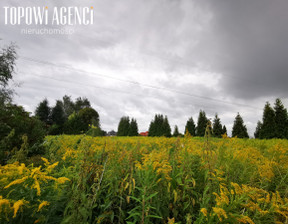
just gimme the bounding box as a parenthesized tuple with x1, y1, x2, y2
(1, 0, 288, 136)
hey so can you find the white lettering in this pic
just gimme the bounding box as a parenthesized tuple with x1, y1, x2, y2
(59, 7, 66, 25)
(52, 7, 59, 25)
(25, 7, 32, 25)
(4, 7, 9, 25)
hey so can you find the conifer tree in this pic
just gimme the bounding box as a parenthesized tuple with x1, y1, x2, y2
(254, 121, 262, 139)
(274, 98, 288, 139)
(185, 117, 196, 136)
(128, 118, 138, 136)
(35, 98, 51, 125)
(163, 116, 171, 137)
(196, 110, 208, 137)
(222, 125, 227, 136)
(117, 116, 130, 136)
(51, 100, 66, 126)
(148, 114, 171, 137)
(173, 125, 180, 137)
(259, 102, 276, 139)
(212, 113, 223, 138)
(232, 113, 249, 138)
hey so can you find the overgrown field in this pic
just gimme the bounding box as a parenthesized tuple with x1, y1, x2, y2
(1, 135, 288, 223)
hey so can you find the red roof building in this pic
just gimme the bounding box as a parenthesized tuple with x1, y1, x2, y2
(139, 131, 149, 137)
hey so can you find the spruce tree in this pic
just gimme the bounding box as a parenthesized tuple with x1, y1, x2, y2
(117, 116, 130, 136)
(274, 98, 288, 139)
(163, 116, 171, 137)
(51, 100, 66, 126)
(35, 98, 51, 125)
(148, 114, 171, 137)
(128, 118, 138, 136)
(212, 114, 223, 138)
(232, 113, 249, 138)
(254, 121, 262, 139)
(185, 117, 196, 136)
(222, 125, 227, 136)
(196, 110, 208, 137)
(173, 125, 180, 137)
(259, 102, 276, 139)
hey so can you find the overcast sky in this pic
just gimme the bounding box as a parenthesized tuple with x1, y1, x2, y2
(1, 0, 288, 136)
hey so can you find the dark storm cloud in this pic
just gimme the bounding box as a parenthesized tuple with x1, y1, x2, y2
(202, 0, 288, 99)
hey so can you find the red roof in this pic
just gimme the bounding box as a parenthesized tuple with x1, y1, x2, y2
(139, 131, 149, 136)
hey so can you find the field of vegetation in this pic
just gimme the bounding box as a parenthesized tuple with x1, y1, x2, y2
(1, 135, 288, 224)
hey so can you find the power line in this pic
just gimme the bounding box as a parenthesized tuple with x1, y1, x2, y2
(19, 56, 261, 110)
(20, 72, 221, 112)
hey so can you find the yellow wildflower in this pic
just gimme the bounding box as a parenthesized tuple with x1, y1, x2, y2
(13, 200, 27, 218)
(200, 208, 208, 217)
(18, 163, 26, 174)
(0, 196, 11, 212)
(38, 201, 49, 212)
(33, 177, 41, 196)
(212, 207, 228, 221)
(237, 215, 255, 224)
(46, 162, 59, 172)
(56, 177, 70, 184)
(167, 217, 175, 224)
(41, 157, 50, 165)
(4, 176, 28, 189)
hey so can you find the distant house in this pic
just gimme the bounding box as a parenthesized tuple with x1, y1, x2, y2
(139, 131, 149, 137)
(107, 130, 117, 136)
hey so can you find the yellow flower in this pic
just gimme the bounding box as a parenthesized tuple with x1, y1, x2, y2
(41, 157, 50, 165)
(56, 177, 70, 184)
(46, 162, 59, 172)
(38, 201, 49, 212)
(212, 207, 228, 221)
(4, 176, 28, 189)
(18, 163, 26, 174)
(237, 215, 255, 224)
(33, 177, 41, 196)
(200, 208, 208, 217)
(13, 200, 27, 218)
(0, 196, 11, 212)
(167, 217, 175, 224)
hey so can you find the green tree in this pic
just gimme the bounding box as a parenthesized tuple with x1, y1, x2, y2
(64, 112, 85, 134)
(185, 117, 196, 136)
(274, 98, 288, 139)
(78, 107, 99, 129)
(0, 43, 17, 105)
(232, 113, 249, 138)
(128, 118, 138, 136)
(222, 125, 227, 136)
(75, 97, 91, 112)
(0, 105, 45, 164)
(196, 110, 208, 137)
(35, 98, 51, 125)
(62, 95, 75, 119)
(117, 116, 130, 136)
(259, 102, 276, 139)
(163, 116, 171, 137)
(49, 100, 66, 135)
(212, 114, 223, 138)
(148, 114, 161, 137)
(173, 125, 180, 137)
(254, 121, 262, 139)
(148, 114, 171, 137)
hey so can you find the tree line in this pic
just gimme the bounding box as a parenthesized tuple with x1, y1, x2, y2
(117, 98, 288, 139)
(35, 96, 104, 136)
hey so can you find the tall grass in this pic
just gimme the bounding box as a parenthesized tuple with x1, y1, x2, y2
(1, 135, 288, 223)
